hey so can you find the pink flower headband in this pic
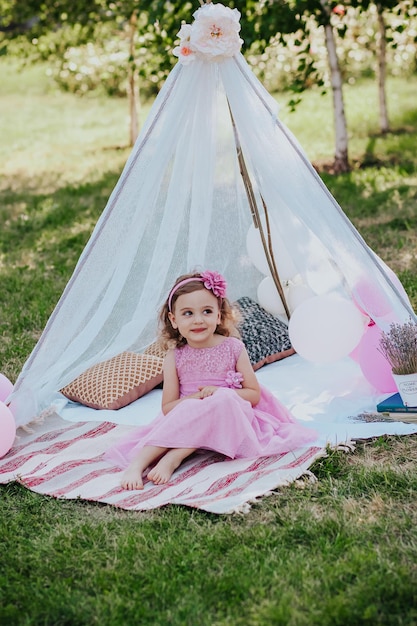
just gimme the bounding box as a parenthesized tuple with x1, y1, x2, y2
(168, 271, 227, 312)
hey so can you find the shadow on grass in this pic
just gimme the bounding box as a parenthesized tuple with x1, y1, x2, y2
(0, 170, 121, 379)
(320, 124, 417, 223)
(0, 170, 120, 267)
(361, 127, 417, 174)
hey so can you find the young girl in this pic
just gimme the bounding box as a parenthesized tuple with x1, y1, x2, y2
(106, 270, 317, 490)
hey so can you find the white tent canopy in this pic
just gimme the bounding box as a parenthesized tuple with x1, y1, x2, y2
(9, 2, 415, 426)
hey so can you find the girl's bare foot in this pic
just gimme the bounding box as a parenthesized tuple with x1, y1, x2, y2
(147, 451, 180, 485)
(147, 448, 195, 485)
(121, 465, 144, 490)
(119, 445, 169, 490)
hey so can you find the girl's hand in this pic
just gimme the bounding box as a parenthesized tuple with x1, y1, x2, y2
(198, 386, 218, 398)
(187, 391, 205, 399)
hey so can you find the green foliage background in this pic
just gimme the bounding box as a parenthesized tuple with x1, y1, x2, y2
(1, 1, 416, 98)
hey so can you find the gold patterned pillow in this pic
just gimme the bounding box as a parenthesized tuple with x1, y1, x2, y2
(143, 340, 168, 359)
(60, 352, 164, 410)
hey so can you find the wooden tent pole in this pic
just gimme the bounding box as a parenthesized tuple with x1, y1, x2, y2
(228, 105, 291, 319)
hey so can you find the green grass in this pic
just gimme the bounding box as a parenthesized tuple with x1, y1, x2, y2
(1, 60, 417, 625)
(2, 437, 417, 626)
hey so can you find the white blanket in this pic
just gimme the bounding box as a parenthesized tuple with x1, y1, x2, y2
(1, 355, 415, 514)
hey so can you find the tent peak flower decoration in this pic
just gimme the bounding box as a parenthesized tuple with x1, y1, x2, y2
(173, 2, 243, 65)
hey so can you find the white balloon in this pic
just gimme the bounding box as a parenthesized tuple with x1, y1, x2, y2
(246, 224, 270, 275)
(306, 257, 344, 295)
(287, 279, 315, 312)
(299, 233, 344, 295)
(246, 219, 298, 280)
(257, 276, 288, 318)
(288, 294, 365, 363)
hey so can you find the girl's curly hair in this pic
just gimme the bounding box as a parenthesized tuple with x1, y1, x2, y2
(158, 272, 241, 349)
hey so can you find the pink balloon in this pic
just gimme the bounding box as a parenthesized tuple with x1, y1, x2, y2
(0, 401, 16, 458)
(358, 324, 397, 393)
(0, 374, 13, 403)
(354, 253, 412, 319)
(352, 277, 392, 319)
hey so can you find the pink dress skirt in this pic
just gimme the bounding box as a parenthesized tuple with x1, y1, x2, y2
(105, 337, 317, 468)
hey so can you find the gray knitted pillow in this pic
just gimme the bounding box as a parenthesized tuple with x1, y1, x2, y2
(235, 297, 295, 371)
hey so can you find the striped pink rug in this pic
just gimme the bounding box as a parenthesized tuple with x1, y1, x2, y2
(0, 414, 324, 514)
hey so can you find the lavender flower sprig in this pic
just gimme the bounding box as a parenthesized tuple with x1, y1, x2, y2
(379, 319, 417, 375)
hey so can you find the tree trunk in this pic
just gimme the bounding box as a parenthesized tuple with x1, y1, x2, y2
(376, 3, 390, 134)
(323, 21, 349, 172)
(319, 0, 349, 173)
(128, 11, 139, 146)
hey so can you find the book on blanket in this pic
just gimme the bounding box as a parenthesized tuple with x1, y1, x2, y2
(376, 393, 417, 422)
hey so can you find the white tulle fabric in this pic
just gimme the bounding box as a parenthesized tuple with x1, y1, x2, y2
(10, 23, 415, 426)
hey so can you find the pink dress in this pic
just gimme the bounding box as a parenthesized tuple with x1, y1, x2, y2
(105, 337, 317, 468)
